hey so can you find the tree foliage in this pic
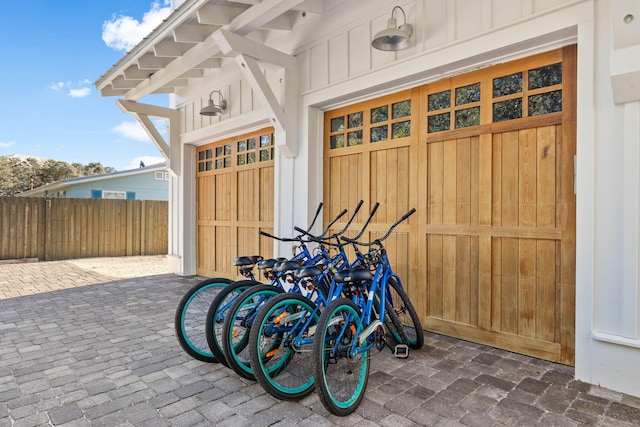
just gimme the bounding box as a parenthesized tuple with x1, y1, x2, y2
(0, 156, 116, 196)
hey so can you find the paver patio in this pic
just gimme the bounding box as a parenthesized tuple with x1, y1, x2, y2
(1, 259, 640, 426)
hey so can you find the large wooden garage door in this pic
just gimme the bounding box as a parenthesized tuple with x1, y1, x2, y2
(196, 128, 275, 277)
(324, 46, 576, 364)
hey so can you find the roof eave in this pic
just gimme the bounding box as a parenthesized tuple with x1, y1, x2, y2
(94, 0, 209, 95)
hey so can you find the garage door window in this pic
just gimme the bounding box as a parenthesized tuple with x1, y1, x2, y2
(329, 98, 412, 149)
(493, 62, 563, 122)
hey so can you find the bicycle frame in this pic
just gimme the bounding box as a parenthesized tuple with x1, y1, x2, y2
(265, 202, 381, 350)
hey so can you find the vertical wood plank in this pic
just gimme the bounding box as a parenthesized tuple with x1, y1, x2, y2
(492, 133, 503, 226)
(428, 234, 443, 318)
(443, 140, 457, 225)
(537, 240, 557, 341)
(518, 239, 536, 338)
(519, 128, 537, 227)
(398, 146, 410, 216)
(470, 235, 479, 326)
(429, 140, 444, 319)
(387, 148, 399, 220)
(502, 131, 519, 227)
(478, 134, 493, 329)
(560, 46, 578, 362)
(456, 235, 471, 324)
(470, 136, 480, 226)
(442, 234, 457, 321)
(537, 125, 557, 228)
(457, 137, 471, 225)
(502, 237, 518, 334)
(478, 236, 492, 329)
(429, 142, 444, 225)
(455, 137, 472, 326)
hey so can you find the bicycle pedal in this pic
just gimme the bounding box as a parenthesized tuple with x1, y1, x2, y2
(394, 344, 409, 359)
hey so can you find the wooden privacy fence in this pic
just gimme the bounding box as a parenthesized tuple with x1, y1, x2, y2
(0, 197, 168, 261)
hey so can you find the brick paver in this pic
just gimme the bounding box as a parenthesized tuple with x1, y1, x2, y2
(1, 259, 640, 426)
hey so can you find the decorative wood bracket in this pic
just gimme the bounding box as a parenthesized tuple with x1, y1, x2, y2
(117, 100, 181, 176)
(213, 28, 298, 157)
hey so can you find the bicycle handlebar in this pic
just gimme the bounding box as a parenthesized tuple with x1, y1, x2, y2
(258, 229, 295, 242)
(350, 202, 379, 241)
(318, 208, 348, 238)
(258, 206, 348, 243)
(305, 202, 323, 233)
(341, 207, 416, 247)
(293, 201, 378, 246)
(333, 200, 363, 238)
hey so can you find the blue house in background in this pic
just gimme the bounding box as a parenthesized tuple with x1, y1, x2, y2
(18, 163, 168, 201)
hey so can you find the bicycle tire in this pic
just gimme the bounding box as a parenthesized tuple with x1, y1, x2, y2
(205, 280, 260, 367)
(222, 284, 284, 380)
(249, 292, 319, 400)
(174, 277, 232, 362)
(314, 298, 369, 416)
(387, 277, 424, 349)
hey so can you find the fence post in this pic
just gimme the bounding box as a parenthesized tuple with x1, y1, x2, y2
(44, 199, 52, 261)
(126, 200, 132, 256)
(141, 200, 147, 256)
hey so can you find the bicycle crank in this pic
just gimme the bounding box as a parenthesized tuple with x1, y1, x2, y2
(358, 320, 384, 346)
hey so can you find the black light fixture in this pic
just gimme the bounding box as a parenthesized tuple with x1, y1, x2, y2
(371, 6, 413, 51)
(199, 90, 228, 116)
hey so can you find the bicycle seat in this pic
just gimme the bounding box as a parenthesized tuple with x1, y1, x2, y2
(257, 257, 286, 270)
(273, 259, 305, 272)
(294, 265, 323, 279)
(334, 268, 372, 283)
(233, 255, 263, 266)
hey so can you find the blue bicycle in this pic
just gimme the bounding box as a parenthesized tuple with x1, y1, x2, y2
(220, 202, 367, 380)
(204, 204, 351, 374)
(313, 208, 423, 416)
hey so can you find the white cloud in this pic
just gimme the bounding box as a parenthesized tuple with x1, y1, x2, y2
(68, 87, 91, 98)
(113, 121, 151, 142)
(50, 80, 92, 98)
(0, 141, 16, 149)
(124, 156, 166, 170)
(102, 1, 172, 52)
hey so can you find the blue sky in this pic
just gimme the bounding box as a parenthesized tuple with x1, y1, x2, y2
(0, 1, 172, 170)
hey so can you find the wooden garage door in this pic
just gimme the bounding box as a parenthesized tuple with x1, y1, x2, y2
(196, 128, 275, 277)
(324, 46, 576, 364)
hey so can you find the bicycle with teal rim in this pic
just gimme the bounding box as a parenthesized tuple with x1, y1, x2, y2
(205, 204, 352, 372)
(220, 202, 369, 379)
(313, 208, 424, 416)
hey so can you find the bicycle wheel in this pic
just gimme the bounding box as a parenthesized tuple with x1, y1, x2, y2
(205, 280, 260, 367)
(249, 293, 319, 400)
(222, 285, 283, 380)
(386, 277, 424, 349)
(314, 298, 369, 416)
(175, 277, 232, 362)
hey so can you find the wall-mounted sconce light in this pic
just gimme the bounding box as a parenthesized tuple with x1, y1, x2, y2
(199, 90, 228, 116)
(371, 6, 413, 51)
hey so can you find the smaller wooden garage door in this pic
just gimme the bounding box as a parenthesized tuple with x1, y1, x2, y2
(196, 128, 275, 277)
